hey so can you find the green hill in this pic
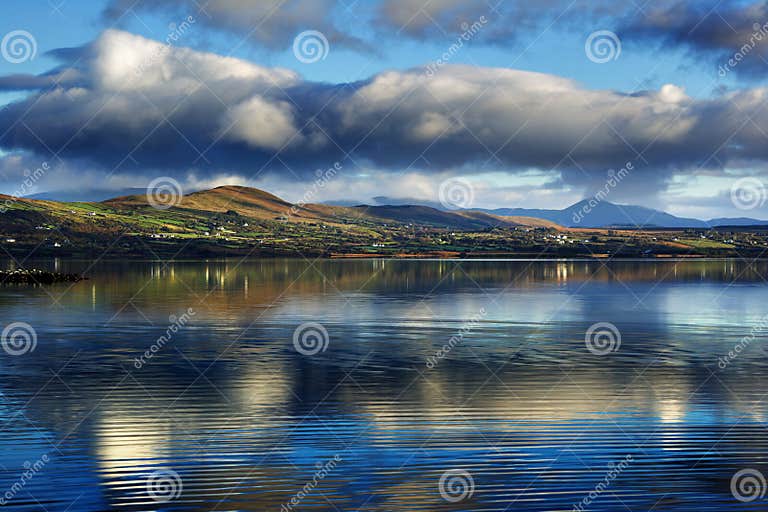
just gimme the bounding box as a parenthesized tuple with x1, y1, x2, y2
(0, 186, 561, 258)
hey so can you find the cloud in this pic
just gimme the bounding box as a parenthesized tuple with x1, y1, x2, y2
(0, 30, 303, 174)
(223, 97, 301, 150)
(0, 152, 93, 197)
(103, 0, 372, 53)
(373, 0, 620, 43)
(622, 1, 768, 77)
(102, 0, 626, 51)
(1, 29, 768, 201)
(375, 0, 491, 38)
(250, 169, 574, 210)
(98, 0, 768, 80)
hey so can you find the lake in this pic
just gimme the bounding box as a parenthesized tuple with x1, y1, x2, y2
(0, 259, 767, 511)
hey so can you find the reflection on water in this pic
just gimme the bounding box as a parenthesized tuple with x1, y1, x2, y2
(0, 259, 767, 511)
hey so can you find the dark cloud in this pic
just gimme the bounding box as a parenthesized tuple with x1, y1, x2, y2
(622, 1, 768, 77)
(0, 68, 84, 92)
(0, 74, 57, 92)
(1, 30, 768, 196)
(103, 0, 373, 53)
(102, 0, 627, 52)
(372, 0, 621, 43)
(99, 0, 768, 79)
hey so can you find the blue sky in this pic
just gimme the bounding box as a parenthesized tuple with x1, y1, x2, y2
(0, 0, 767, 218)
(0, 0, 733, 91)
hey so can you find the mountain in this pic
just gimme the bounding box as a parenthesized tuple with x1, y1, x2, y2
(706, 217, 768, 227)
(105, 185, 313, 220)
(323, 196, 448, 209)
(0, 185, 572, 258)
(7, 184, 766, 246)
(100, 186, 554, 229)
(353, 205, 558, 229)
(3, 185, 768, 259)
(28, 188, 151, 202)
(26, 185, 768, 229)
(480, 200, 768, 228)
(327, 195, 768, 228)
(371, 196, 449, 210)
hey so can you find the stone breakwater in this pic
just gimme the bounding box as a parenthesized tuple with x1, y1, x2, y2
(0, 269, 86, 284)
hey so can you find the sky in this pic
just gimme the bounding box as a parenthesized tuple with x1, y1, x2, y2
(0, 0, 767, 219)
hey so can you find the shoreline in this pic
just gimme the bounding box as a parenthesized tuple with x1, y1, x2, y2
(3, 255, 767, 263)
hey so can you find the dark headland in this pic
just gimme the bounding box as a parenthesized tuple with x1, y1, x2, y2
(0, 269, 86, 284)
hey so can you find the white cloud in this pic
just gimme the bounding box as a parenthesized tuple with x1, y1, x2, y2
(224, 97, 301, 150)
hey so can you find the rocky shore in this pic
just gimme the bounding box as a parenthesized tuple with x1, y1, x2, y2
(0, 269, 86, 284)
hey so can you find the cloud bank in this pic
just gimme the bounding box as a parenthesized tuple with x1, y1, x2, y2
(0, 29, 767, 198)
(623, 1, 768, 78)
(100, 0, 768, 79)
(103, 0, 620, 50)
(103, 0, 372, 53)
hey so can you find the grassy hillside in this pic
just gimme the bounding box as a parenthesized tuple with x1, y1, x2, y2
(0, 186, 561, 257)
(0, 186, 763, 259)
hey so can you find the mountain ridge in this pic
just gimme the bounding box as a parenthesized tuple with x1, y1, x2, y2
(18, 186, 768, 229)
(3, 185, 768, 259)
(478, 199, 768, 228)
(97, 185, 558, 229)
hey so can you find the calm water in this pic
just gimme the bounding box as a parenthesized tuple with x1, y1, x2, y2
(1, 259, 768, 511)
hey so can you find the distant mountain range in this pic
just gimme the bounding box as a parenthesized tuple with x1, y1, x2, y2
(478, 200, 768, 228)
(22, 188, 768, 228)
(330, 196, 449, 210)
(336, 196, 768, 228)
